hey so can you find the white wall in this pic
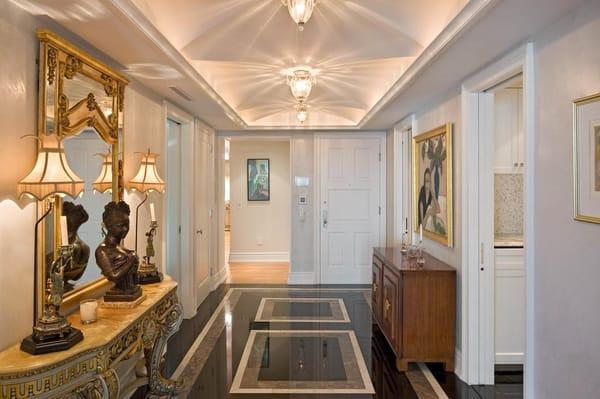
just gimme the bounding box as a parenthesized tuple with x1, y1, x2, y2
(532, 1, 600, 397)
(229, 140, 290, 261)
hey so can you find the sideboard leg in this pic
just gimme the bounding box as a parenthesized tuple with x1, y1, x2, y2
(396, 358, 409, 372)
(443, 359, 455, 373)
(143, 301, 184, 399)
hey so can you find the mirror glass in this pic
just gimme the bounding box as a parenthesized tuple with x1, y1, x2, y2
(43, 74, 119, 293)
(62, 129, 111, 292)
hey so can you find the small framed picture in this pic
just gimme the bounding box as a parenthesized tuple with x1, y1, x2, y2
(412, 123, 454, 247)
(247, 159, 270, 201)
(573, 92, 600, 223)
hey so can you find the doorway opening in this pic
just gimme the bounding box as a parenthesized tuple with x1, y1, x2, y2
(461, 44, 534, 397)
(219, 137, 291, 284)
(488, 74, 526, 390)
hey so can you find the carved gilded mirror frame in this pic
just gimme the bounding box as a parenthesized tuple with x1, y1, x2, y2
(37, 29, 129, 313)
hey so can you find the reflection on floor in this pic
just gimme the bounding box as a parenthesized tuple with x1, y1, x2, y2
(161, 286, 523, 399)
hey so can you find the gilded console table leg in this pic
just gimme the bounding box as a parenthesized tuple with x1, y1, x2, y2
(143, 302, 183, 399)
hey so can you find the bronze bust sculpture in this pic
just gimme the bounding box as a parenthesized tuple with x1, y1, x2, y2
(96, 201, 142, 302)
(62, 201, 90, 291)
(45, 202, 91, 291)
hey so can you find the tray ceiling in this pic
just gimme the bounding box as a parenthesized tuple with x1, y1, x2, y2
(131, 0, 468, 128)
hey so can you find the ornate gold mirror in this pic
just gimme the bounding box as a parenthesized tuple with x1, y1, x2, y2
(37, 30, 129, 311)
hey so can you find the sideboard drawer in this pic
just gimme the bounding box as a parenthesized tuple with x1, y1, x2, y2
(382, 268, 400, 354)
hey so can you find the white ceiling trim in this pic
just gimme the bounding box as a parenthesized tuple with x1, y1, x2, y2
(357, 0, 500, 128)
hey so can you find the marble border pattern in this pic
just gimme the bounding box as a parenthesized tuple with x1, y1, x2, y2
(230, 330, 375, 394)
(254, 297, 351, 323)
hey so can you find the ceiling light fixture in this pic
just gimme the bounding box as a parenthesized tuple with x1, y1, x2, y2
(287, 68, 316, 102)
(295, 102, 309, 123)
(282, 0, 317, 31)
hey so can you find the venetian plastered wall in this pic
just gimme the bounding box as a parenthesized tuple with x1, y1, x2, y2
(412, 88, 464, 352)
(531, 0, 600, 396)
(0, 1, 168, 351)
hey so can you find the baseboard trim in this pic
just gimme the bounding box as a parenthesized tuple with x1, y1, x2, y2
(288, 272, 316, 284)
(454, 348, 463, 381)
(495, 352, 524, 364)
(211, 266, 228, 290)
(228, 251, 290, 263)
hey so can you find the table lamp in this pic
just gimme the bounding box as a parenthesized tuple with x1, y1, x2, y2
(18, 134, 85, 355)
(92, 151, 113, 194)
(129, 149, 165, 284)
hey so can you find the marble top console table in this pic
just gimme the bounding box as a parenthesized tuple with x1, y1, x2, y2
(0, 278, 182, 399)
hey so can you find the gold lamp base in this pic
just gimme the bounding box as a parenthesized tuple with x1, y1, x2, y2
(138, 258, 163, 284)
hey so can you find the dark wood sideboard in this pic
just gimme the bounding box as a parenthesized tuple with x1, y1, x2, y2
(372, 247, 456, 372)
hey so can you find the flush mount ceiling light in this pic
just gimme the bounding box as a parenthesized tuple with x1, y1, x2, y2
(281, 0, 317, 31)
(295, 102, 309, 123)
(287, 68, 316, 102)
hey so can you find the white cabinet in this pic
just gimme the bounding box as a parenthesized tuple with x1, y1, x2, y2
(494, 88, 524, 173)
(494, 248, 525, 364)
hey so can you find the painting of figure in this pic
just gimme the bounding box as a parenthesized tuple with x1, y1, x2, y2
(247, 159, 270, 201)
(413, 124, 453, 247)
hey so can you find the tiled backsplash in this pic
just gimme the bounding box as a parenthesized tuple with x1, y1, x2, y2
(495, 173, 524, 236)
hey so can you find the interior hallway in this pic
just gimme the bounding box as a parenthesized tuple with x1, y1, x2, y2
(224, 231, 290, 284)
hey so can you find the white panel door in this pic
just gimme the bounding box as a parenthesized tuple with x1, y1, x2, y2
(194, 129, 210, 289)
(319, 138, 382, 284)
(166, 120, 182, 283)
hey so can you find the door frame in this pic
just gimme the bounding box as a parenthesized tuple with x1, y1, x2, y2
(313, 131, 387, 285)
(163, 101, 197, 319)
(392, 115, 416, 246)
(215, 133, 294, 279)
(460, 43, 535, 397)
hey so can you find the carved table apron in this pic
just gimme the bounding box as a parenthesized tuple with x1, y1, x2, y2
(0, 278, 182, 399)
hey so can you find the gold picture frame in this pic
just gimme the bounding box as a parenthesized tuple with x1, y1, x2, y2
(573, 92, 600, 224)
(412, 124, 453, 247)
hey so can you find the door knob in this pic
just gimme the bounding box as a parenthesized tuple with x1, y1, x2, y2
(322, 210, 328, 228)
(196, 229, 203, 235)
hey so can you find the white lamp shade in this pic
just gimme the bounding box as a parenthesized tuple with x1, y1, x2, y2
(295, 102, 309, 123)
(18, 135, 84, 200)
(288, 69, 314, 102)
(129, 151, 166, 193)
(92, 152, 113, 193)
(286, 0, 317, 29)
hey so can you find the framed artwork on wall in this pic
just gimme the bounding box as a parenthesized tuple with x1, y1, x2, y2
(247, 158, 270, 201)
(573, 92, 600, 224)
(412, 123, 454, 247)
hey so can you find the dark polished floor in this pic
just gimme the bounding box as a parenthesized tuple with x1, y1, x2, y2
(155, 285, 522, 399)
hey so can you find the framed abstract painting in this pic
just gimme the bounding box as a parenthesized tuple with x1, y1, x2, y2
(573, 92, 600, 223)
(247, 158, 270, 201)
(412, 123, 454, 247)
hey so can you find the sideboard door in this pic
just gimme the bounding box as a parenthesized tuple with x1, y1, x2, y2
(382, 268, 400, 354)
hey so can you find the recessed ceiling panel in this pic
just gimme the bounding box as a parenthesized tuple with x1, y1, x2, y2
(130, 0, 468, 127)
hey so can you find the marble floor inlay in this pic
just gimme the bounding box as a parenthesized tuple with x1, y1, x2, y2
(255, 297, 351, 323)
(164, 286, 512, 398)
(230, 330, 375, 394)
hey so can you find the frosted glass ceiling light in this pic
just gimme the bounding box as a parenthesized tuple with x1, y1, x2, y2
(287, 69, 316, 102)
(295, 102, 309, 123)
(282, 0, 317, 31)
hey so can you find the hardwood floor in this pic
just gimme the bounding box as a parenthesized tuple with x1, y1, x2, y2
(226, 262, 289, 284)
(224, 231, 290, 284)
